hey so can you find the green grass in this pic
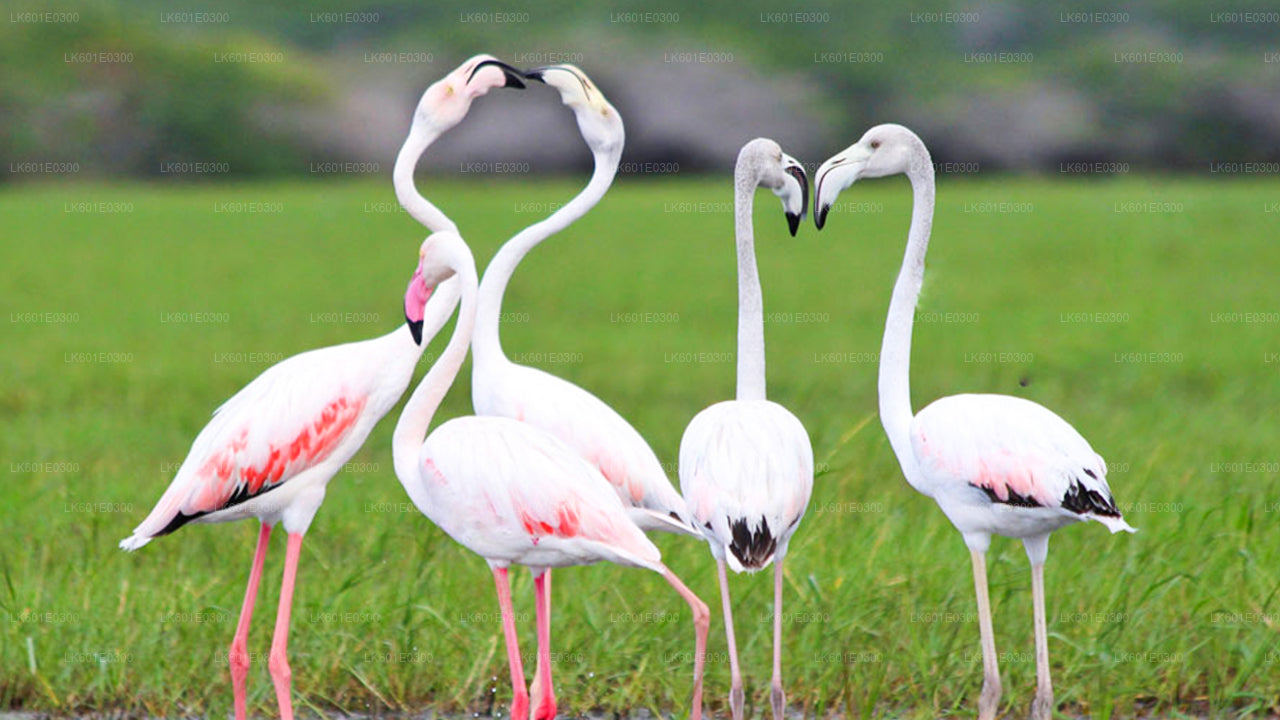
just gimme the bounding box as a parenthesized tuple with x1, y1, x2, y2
(1, 176, 1277, 719)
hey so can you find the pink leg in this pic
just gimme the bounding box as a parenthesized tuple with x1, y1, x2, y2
(493, 567, 530, 720)
(662, 566, 709, 720)
(231, 523, 273, 720)
(531, 570, 556, 720)
(267, 532, 304, 720)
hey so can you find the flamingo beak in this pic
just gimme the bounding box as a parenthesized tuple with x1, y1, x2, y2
(784, 165, 808, 237)
(468, 59, 527, 89)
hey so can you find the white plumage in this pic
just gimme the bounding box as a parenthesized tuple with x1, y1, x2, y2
(475, 364, 693, 533)
(912, 393, 1134, 541)
(679, 399, 813, 572)
(407, 415, 662, 572)
(119, 329, 424, 548)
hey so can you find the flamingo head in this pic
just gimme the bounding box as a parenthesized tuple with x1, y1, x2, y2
(404, 231, 469, 344)
(525, 64, 624, 155)
(413, 54, 526, 131)
(814, 123, 927, 230)
(740, 138, 808, 237)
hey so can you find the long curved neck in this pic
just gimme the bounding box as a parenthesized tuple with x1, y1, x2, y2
(879, 152, 935, 488)
(733, 163, 766, 401)
(472, 146, 621, 368)
(392, 261, 477, 485)
(394, 122, 458, 235)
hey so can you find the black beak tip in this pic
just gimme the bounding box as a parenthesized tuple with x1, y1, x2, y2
(815, 205, 829, 231)
(524, 68, 546, 83)
(469, 59, 527, 90)
(407, 316, 424, 345)
(786, 212, 801, 237)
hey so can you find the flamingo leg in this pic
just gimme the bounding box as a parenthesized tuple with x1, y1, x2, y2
(969, 548, 1002, 720)
(1024, 534, 1054, 720)
(716, 558, 744, 720)
(267, 532, 304, 720)
(230, 522, 272, 720)
(660, 566, 709, 720)
(493, 567, 530, 720)
(770, 558, 786, 720)
(531, 570, 556, 720)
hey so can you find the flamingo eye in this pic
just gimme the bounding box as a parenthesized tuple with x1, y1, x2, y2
(870, 140, 881, 150)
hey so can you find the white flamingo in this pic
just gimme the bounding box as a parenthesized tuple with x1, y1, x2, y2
(470, 64, 696, 537)
(813, 123, 1136, 720)
(117, 57, 521, 720)
(678, 138, 813, 720)
(466, 65, 700, 712)
(392, 232, 710, 720)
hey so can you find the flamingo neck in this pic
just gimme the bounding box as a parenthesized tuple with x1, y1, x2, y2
(394, 121, 458, 235)
(879, 148, 935, 493)
(733, 160, 767, 402)
(471, 145, 620, 370)
(392, 257, 478, 486)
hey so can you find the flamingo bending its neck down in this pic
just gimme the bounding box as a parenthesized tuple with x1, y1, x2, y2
(814, 123, 1136, 720)
(392, 231, 710, 720)
(470, 64, 696, 537)
(678, 138, 813, 720)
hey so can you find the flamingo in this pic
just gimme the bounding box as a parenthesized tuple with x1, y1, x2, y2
(391, 232, 710, 720)
(813, 123, 1136, 720)
(118, 57, 524, 720)
(467, 65, 699, 714)
(470, 64, 696, 537)
(678, 138, 813, 720)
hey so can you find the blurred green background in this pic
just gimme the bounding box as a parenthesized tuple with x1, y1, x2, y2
(4, 0, 1280, 178)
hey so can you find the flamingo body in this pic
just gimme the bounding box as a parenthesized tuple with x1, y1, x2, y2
(679, 399, 813, 572)
(406, 415, 663, 572)
(120, 328, 421, 548)
(474, 363, 692, 533)
(911, 393, 1133, 543)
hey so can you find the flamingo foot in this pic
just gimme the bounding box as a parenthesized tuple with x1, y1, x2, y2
(267, 649, 293, 720)
(532, 695, 557, 720)
(771, 682, 785, 720)
(510, 690, 530, 720)
(1030, 689, 1054, 720)
(729, 683, 745, 720)
(978, 674, 1002, 720)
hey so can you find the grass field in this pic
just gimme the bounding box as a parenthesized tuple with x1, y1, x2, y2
(1, 176, 1277, 719)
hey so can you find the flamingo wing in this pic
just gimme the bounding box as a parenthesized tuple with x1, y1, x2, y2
(123, 345, 376, 545)
(678, 399, 814, 572)
(412, 416, 662, 570)
(474, 363, 694, 531)
(911, 393, 1129, 528)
